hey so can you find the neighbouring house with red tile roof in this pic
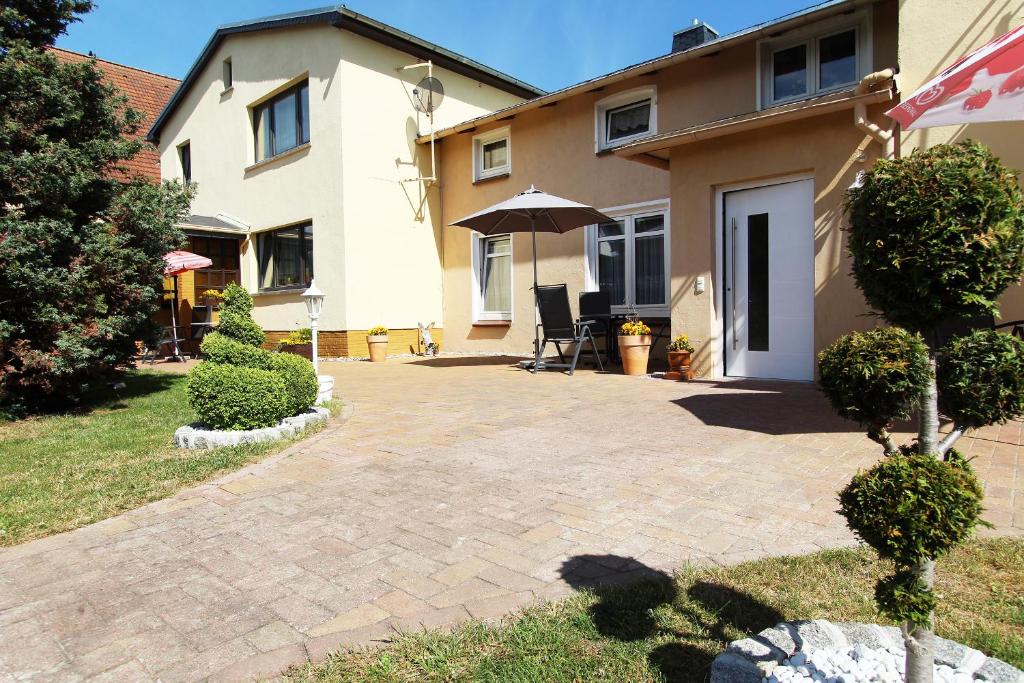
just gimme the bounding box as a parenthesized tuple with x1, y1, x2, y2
(49, 47, 180, 182)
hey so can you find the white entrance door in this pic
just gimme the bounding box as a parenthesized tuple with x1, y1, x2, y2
(724, 179, 814, 381)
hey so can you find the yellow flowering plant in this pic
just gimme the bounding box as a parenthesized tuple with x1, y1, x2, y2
(619, 320, 651, 336)
(667, 334, 695, 353)
(368, 326, 389, 336)
(201, 289, 224, 300)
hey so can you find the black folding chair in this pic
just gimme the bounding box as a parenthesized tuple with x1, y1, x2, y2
(579, 291, 612, 365)
(534, 284, 603, 375)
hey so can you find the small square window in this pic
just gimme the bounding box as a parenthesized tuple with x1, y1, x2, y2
(473, 127, 511, 181)
(222, 58, 232, 90)
(605, 100, 651, 143)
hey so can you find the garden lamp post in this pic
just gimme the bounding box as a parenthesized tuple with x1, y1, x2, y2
(302, 280, 325, 375)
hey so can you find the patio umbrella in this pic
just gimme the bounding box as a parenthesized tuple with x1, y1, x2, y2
(451, 186, 613, 371)
(886, 23, 1024, 129)
(162, 250, 212, 360)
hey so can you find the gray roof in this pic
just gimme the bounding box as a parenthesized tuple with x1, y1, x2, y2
(147, 5, 544, 143)
(179, 215, 248, 234)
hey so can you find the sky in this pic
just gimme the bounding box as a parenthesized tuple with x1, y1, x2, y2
(55, 0, 821, 92)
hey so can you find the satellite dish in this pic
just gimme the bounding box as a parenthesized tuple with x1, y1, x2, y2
(412, 76, 444, 114)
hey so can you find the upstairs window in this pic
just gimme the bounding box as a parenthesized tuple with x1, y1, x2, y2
(178, 141, 191, 183)
(222, 58, 233, 90)
(473, 127, 510, 181)
(257, 223, 313, 290)
(253, 80, 310, 162)
(595, 87, 657, 151)
(760, 15, 869, 107)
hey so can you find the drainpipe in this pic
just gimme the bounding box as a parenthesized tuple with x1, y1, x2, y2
(854, 68, 897, 159)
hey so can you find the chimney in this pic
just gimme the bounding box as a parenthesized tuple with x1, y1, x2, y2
(672, 19, 718, 53)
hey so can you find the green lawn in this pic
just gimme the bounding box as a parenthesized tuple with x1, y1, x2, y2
(0, 370, 336, 546)
(288, 538, 1024, 683)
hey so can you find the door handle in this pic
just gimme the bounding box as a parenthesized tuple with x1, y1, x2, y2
(731, 217, 738, 351)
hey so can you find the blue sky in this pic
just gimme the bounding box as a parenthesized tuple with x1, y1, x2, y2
(57, 0, 820, 92)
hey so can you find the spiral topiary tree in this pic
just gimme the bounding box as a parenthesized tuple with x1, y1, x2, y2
(823, 141, 1024, 683)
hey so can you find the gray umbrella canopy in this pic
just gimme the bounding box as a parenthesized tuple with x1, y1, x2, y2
(451, 186, 613, 371)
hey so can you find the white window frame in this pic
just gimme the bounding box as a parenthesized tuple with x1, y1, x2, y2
(594, 86, 657, 152)
(472, 126, 511, 182)
(757, 10, 872, 109)
(584, 199, 671, 317)
(470, 232, 513, 321)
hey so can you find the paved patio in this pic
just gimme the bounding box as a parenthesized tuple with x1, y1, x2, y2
(1, 357, 1020, 681)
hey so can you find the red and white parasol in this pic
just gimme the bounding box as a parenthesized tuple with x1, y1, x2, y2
(160, 250, 213, 360)
(163, 249, 212, 275)
(886, 24, 1024, 130)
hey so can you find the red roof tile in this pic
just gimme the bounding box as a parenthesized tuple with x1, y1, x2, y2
(49, 47, 180, 183)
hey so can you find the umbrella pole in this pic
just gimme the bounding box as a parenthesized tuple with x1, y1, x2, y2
(531, 217, 541, 374)
(170, 275, 183, 361)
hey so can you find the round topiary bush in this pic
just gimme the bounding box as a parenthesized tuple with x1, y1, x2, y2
(187, 362, 289, 430)
(845, 141, 1024, 332)
(269, 351, 318, 416)
(818, 327, 930, 429)
(839, 451, 985, 563)
(938, 329, 1024, 429)
(200, 332, 273, 370)
(216, 283, 266, 347)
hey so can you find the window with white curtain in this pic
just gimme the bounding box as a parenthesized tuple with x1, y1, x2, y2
(585, 201, 670, 315)
(471, 233, 512, 320)
(594, 87, 657, 151)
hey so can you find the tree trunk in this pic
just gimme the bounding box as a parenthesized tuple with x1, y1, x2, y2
(905, 353, 939, 683)
(904, 559, 936, 683)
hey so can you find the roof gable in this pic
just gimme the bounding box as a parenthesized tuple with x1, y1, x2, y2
(147, 5, 543, 143)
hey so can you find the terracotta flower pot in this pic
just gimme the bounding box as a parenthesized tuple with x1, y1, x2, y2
(280, 342, 313, 360)
(618, 335, 652, 376)
(666, 350, 693, 381)
(367, 335, 388, 362)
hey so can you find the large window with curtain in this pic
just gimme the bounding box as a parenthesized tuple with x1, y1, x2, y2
(253, 80, 310, 162)
(256, 223, 313, 290)
(472, 233, 512, 321)
(586, 203, 669, 315)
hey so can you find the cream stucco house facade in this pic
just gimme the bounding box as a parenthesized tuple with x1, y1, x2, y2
(147, 7, 539, 356)
(151, 1, 1024, 378)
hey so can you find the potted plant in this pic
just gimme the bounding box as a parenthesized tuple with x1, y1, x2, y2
(366, 325, 389, 362)
(278, 327, 313, 360)
(665, 334, 695, 381)
(617, 319, 652, 376)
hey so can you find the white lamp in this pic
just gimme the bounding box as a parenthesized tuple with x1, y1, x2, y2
(301, 279, 325, 375)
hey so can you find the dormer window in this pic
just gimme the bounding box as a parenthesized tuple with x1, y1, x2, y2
(760, 13, 870, 108)
(595, 87, 657, 152)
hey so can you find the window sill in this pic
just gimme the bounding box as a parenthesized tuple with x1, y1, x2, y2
(244, 142, 311, 174)
(472, 319, 511, 327)
(220, 86, 234, 98)
(473, 171, 510, 185)
(252, 286, 307, 297)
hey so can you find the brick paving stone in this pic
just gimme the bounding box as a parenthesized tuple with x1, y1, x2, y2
(1, 357, 1020, 681)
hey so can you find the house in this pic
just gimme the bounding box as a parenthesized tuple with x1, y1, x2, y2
(150, 1, 1023, 378)
(429, 0, 1023, 380)
(146, 7, 540, 354)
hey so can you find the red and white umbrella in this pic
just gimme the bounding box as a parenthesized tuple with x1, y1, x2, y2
(887, 24, 1024, 130)
(160, 250, 213, 360)
(163, 249, 212, 276)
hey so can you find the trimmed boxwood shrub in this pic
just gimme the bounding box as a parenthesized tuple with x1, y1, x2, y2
(818, 327, 930, 428)
(269, 352, 318, 416)
(200, 332, 273, 370)
(844, 141, 1024, 332)
(937, 328, 1024, 429)
(216, 283, 265, 348)
(187, 362, 288, 430)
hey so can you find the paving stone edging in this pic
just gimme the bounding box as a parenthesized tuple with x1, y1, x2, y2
(712, 620, 1024, 682)
(174, 407, 331, 449)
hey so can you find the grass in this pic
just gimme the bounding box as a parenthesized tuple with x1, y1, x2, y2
(287, 538, 1024, 683)
(0, 370, 339, 546)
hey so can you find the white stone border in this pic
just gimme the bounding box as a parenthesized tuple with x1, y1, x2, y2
(712, 620, 1023, 683)
(174, 407, 331, 450)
